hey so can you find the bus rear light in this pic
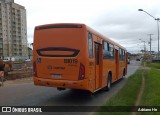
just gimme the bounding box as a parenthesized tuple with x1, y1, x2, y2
(78, 63, 85, 80)
(33, 62, 37, 77)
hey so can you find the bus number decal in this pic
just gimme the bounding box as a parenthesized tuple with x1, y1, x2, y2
(64, 59, 78, 64)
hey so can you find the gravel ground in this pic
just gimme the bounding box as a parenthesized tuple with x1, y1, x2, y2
(0, 76, 33, 87)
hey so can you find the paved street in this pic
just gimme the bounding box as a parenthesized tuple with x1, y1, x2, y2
(0, 60, 141, 114)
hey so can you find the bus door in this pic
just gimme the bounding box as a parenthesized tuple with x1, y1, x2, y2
(94, 43, 101, 89)
(115, 49, 119, 80)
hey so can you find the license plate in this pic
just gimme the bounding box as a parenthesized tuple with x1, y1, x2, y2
(52, 74, 61, 79)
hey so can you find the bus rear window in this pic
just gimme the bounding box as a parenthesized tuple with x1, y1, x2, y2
(36, 25, 82, 30)
(36, 47, 80, 57)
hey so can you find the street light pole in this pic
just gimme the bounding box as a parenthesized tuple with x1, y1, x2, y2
(138, 9, 160, 60)
(156, 18, 160, 59)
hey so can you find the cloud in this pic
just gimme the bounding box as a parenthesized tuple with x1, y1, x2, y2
(15, 0, 160, 53)
(89, 6, 160, 52)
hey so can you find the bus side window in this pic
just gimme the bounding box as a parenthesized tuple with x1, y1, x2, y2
(123, 50, 126, 60)
(119, 48, 125, 60)
(109, 44, 114, 59)
(88, 32, 93, 58)
(103, 41, 109, 59)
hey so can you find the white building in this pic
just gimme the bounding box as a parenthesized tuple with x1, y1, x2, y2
(0, 0, 28, 60)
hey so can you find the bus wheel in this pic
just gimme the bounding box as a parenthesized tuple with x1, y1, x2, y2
(104, 74, 112, 91)
(122, 69, 125, 79)
(57, 87, 66, 91)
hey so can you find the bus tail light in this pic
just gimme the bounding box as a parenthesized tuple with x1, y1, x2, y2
(33, 61, 37, 77)
(78, 63, 85, 80)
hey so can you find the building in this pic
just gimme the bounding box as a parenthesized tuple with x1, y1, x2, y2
(28, 46, 33, 60)
(0, 0, 28, 60)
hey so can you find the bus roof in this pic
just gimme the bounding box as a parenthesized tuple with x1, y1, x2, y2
(35, 23, 85, 30)
(35, 23, 126, 51)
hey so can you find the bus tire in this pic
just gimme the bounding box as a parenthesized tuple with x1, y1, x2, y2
(104, 73, 112, 91)
(122, 68, 125, 79)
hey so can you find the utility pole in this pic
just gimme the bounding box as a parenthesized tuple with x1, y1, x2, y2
(139, 39, 146, 53)
(143, 41, 146, 52)
(138, 9, 160, 60)
(28, 43, 30, 59)
(155, 18, 160, 59)
(148, 34, 153, 55)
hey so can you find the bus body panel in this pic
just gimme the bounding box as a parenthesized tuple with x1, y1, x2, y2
(33, 23, 127, 93)
(33, 24, 88, 82)
(86, 25, 127, 91)
(33, 77, 89, 91)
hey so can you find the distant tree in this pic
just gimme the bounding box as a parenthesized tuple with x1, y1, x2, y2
(140, 50, 145, 53)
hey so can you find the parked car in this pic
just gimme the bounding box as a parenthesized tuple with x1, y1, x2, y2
(3, 57, 15, 62)
(3, 58, 9, 62)
(25, 59, 31, 62)
(128, 58, 130, 64)
(128, 57, 130, 64)
(136, 58, 140, 61)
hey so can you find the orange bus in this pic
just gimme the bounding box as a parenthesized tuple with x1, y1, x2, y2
(33, 23, 127, 93)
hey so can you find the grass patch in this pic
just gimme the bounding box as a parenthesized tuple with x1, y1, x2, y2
(98, 70, 142, 115)
(140, 69, 160, 106)
(137, 68, 160, 115)
(146, 62, 160, 69)
(106, 70, 142, 106)
(98, 63, 160, 115)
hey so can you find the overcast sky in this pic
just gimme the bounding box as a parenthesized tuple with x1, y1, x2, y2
(15, 0, 160, 53)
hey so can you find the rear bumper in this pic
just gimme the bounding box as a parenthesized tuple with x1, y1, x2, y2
(33, 77, 89, 91)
